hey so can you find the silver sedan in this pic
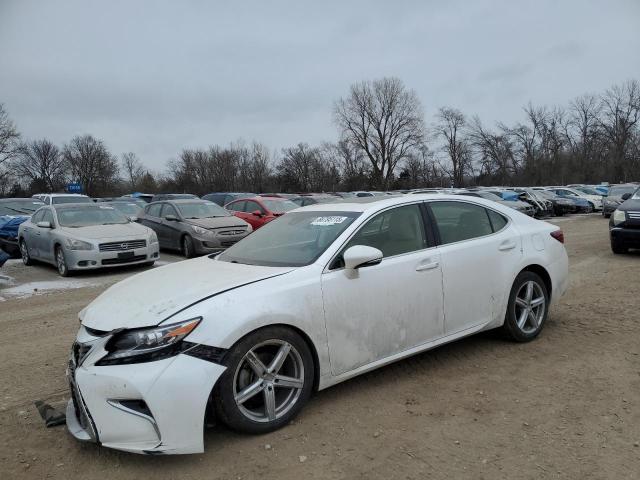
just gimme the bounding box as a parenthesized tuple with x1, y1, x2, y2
(18, 203, 160, 276)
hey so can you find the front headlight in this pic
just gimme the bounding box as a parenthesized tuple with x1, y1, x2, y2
(65, 238, 93, 250)
(612, 209, 627, 226)
(192, 225, 208, 235)
(96, 317, 201, 366)
(149, 231, 158, 244)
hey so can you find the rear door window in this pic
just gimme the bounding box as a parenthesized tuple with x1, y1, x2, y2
(146, 204, 162, 217)
(430, 201, 494, 245)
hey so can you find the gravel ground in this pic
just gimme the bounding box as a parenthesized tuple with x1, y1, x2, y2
(0, 214, 638, 479)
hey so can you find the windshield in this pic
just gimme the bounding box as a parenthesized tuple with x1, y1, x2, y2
(110, 202, 143, 216)
(262, 199, 298, 213)
(609, 185, 637, 197)
(219, 211, 361, 267)
(57, 205, 129, 227)
(575, 187, 600, 196)
(52, 196, 92, 205)
(476, 192, 503, 201)
(536, 191, 556, 199)
(0, 200, 45, 215)
(176, 201, 230, 218)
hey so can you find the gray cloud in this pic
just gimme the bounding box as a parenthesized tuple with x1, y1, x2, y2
(1, 0, 639, 169)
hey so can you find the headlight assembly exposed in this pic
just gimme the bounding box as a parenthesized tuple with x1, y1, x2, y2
(612, 209, 627, 226)
(65, 238, 93, 250)
(97, 318, 201, 366)
(191, 225, 208, 235)
(149, 231, 159, 244)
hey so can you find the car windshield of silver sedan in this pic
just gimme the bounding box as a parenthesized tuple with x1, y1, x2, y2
(262, 199, 298, 213)
(57, 206, 129, 227)
(177, 201, 230, 219)
(218, 211, 361, 267)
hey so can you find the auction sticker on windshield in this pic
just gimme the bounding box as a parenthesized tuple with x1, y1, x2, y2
(311, 216, 348, 226)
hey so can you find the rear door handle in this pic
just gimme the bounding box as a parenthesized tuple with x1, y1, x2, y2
(498, 241, 517, 251)
(416, 260, 439, 272)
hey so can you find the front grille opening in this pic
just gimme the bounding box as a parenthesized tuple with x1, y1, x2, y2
(119, 399, 153, 418)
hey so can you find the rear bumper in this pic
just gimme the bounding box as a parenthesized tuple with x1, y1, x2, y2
(610, 227, 640, 247)
(0, 237, 19, 257)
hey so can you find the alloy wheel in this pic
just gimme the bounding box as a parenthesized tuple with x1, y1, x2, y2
(514, 280, 546, 334)
(56, 248, 67, 276)
(232, 340, 305, 423)
(20, 241, 30, 265)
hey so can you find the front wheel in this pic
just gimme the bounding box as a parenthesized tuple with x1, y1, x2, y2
(182, 235, 195, 258)
(55, 246, 71, 277)
(214, 326, 314, 434)
(611, 241, 628, 254)
(501, 271, 549, 342)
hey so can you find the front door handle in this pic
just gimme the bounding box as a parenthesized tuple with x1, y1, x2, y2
(416, 261, 439, 272)
(499, 241, 517, 251)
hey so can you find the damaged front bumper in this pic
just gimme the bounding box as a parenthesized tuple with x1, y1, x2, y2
(66, 326, 226, 454)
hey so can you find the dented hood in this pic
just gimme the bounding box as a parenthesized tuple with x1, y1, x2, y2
(81, 257, 293, 331)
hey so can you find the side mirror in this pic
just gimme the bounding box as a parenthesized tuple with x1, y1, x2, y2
(621, 193, 632, 201)
(36, 221, 51, 229)
(252, 210, 263, 217)
(164, 214, 178, 221)
(343, 245, 383, 270)
(128, 216, 138, 222)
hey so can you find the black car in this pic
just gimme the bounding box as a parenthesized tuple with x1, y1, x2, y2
(201, 192, 255, 207)
(609, 190, 640, 254)
(535, 190, 575, 216)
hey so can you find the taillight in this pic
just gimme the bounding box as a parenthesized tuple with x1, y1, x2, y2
(550, 230, 564, 244)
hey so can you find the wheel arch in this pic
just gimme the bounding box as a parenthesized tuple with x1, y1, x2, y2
(519, 264, 552, 300)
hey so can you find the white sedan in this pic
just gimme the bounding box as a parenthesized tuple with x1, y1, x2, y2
(66, 195, 569, 454)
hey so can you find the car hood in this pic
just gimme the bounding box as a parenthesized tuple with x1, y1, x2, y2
(618, 198, 640, 211)
(183, 216, 248, 229)
(80, 257, 293, 330)
(59, 222, 150, 240)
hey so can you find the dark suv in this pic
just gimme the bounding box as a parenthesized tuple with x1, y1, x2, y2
(609, 187, 640, 254)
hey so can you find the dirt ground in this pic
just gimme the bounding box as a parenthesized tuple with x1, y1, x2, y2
(0, 215, 638, 479)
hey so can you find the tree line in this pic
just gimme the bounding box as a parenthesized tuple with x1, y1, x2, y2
(1, 77, 638, 198)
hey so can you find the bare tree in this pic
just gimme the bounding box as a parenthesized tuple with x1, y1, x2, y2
(62, 135, 119, 196)
(468, 117, 515, 185)
(434, 107, 471, 187)
(599, 79, 640, 181)
(0, 104, 21, 188)
(121, 152, 145, 191)
(334, 77, 425, 189)
(13, 139, 66, 192)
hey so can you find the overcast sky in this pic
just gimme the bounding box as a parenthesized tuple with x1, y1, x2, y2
(1, 0, 639, 170)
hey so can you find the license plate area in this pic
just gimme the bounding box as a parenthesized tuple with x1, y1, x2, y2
(118, 251, 134, 259)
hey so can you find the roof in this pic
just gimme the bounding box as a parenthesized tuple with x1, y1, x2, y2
(294, 193, 452, 213)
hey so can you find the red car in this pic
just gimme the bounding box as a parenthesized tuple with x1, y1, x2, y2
(225, 196, 298, 229)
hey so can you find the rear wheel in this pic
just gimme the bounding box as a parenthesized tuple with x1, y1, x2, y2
(20, 239, 33, 266)
(214, 326, 314, 434)
(55, 246, 71, 277)
(182, 235, 195, 258)
(502, 271, 549, 342)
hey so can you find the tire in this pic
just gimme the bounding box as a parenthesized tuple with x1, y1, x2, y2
(603, 213, 611, 219)
(611, 241, 628, 254)
(19, 239, 33, 266)
(214, 326, 314, 434)
(181, 235, 195, 258)
(501, 271, 549, 342)
(55, 246, 71, 277)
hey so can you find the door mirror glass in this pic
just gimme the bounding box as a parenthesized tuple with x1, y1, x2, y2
(621, 193, 632, 201)
(128, 216, 138, 222)
(36, 221, 51, 228)
(343, 245, 383, 270)
(164, 214, 178, 221)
